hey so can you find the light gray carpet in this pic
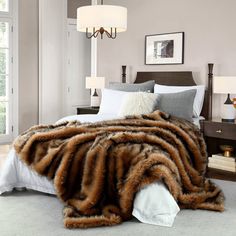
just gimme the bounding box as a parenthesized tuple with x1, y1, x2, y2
(0, 179, 235, 236)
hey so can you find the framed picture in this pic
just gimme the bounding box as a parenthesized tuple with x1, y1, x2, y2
(145, 32, 184, 65)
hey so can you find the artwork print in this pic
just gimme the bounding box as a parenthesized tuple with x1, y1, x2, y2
(145, 32, 184, 65)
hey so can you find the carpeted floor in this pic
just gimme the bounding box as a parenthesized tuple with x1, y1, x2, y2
(0, 179, 235, 236)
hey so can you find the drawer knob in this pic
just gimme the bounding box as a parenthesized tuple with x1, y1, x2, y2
(216, 129, 222, 133)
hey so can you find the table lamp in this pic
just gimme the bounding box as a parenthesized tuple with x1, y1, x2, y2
(86, 77, 105, 108)
(213, 76, 236, 122)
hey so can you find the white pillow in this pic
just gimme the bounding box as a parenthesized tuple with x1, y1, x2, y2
(132, 182, 180, 227)
(99, 89, 130, 115)
(154, 84, 205, 117)
(118, 92, 158, 116)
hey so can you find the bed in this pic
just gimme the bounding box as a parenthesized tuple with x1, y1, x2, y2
(0, 68, 222, 229)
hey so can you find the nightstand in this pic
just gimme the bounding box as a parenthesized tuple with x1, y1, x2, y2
(200, 119, 236, 181)
(76, 106, 99, 115)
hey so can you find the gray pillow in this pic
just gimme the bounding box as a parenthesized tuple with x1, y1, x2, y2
(156, 89, 197, 121)
(109, 80, 155, 92)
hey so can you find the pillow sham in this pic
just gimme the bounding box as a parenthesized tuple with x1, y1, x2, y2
(154, 84, 205, 117)
(109, 80, 155, 92)
(132, 182, 180, 227)
(156, 89, 197, 121)
(99, 89, 130, 115)
(118, 92, 158, 116)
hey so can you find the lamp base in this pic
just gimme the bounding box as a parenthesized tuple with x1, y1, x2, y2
(90, 89, 100, 108)
(90, 96, 100, 108)
(221, 94, 236, 123)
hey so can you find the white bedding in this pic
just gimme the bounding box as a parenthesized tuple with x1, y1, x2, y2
(193, 116, 205, 128)
(0, 149, 55, 195)
(58, 113, 204, 128)
(0, 113, 183, 227)
(57, 113, 121, 124)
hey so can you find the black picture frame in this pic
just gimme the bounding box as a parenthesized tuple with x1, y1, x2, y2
(145, 32, 184, 65)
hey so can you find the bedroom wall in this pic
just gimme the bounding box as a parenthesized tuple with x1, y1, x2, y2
(19, 0, 39, 133)
(18, 0, 91, 133)
(39, 0, 67, 124)
(97, 0, 236, 117)
(67, 0, 91, 18)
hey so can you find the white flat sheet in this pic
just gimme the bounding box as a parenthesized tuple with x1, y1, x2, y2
(58, 114, 204, 128)
(192, 116, 205, 128)
(0, 113, 183, 227)
(57, 113, 122, 124)
(0, 149, 55, 195)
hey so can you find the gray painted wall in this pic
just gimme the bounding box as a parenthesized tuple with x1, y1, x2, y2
(97, 0, 236, 117)
(68, 0, 91, 18)
(19, 0, 39, 133)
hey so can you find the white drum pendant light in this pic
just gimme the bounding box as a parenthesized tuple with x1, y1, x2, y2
(77, 0, 127, 39)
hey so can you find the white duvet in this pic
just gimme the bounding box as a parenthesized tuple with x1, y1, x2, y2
(0, 114, 180, 227)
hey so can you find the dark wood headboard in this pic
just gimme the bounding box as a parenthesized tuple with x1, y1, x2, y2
(135, 71, 196, 86)
(134, 70, 211, 119)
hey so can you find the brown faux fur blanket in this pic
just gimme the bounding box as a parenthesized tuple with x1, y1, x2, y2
(14, 111, 224, 228)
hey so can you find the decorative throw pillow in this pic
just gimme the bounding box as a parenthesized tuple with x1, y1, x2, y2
(109, 80, 155, 92)
(118, 92, 158, 116)
(156, 89, 197, 121)
(154, 84, 205, 117)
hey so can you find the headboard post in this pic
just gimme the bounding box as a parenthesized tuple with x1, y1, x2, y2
(122, 65, 127, 83)
(208, 63, 214, 120)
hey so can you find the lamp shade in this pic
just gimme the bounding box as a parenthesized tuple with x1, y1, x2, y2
(213, 76, 236, 94)
(86, 77, 105, 89)
(77, 5, 127, 33)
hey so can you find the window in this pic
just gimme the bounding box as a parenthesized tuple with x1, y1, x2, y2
(0, 0, 9, 13)
(0, 21, 10, 135)
(0, 0, 15, 143)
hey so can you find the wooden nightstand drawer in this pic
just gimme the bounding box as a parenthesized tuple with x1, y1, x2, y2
(77, 107, 99, 115)
(203, 121, 236, 140)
